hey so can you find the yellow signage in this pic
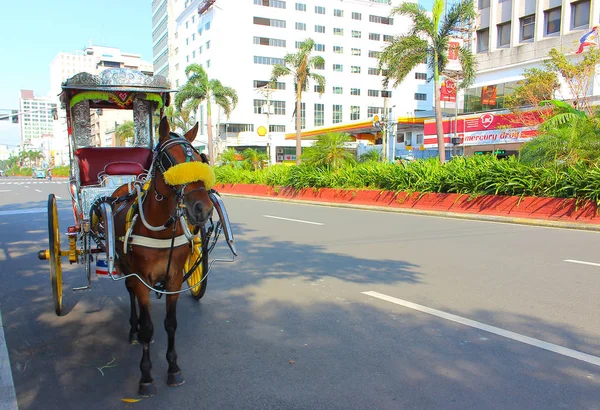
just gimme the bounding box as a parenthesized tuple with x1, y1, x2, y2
(257, 126, 267, 136)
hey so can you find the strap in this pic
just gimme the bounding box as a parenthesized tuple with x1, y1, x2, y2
(128, 234, 189, 249)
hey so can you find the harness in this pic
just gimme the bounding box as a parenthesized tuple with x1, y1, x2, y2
(98, 132, 217, 295)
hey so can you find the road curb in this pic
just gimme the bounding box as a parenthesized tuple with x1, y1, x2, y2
(220, 192, 600, 232)
(0, 309, 17, 410)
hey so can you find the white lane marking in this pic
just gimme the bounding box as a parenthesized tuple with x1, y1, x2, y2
(0, 190, 10, 193)
(34, 189, 42, 192)
(564, 259, 600, 267)
(24, 185, 29, 188)
(0, 310, 18, 410)
(0, 208, 46, 216)
(263, 215, 324, 225)
(55, 196, 62, 199)
(362, 291, 600, 368)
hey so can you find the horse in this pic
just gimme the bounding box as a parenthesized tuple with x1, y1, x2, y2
(108, 116, 214, 396)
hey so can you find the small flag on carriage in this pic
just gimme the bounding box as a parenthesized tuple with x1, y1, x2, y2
(575, 26, 598, 54)
(95, 258, 119, 278)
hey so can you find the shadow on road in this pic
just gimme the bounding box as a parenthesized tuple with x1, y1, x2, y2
(0, 208, 599, 409)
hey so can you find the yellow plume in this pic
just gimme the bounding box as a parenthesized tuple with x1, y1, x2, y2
(162, 162, 215, 190)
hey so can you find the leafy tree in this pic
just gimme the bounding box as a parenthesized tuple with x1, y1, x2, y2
(242, 148, 268, 171)
(175, 64, 238, 165)
(378, 0, 476, 164)
(164, 105, 196, 135)
(301, 132, 356, 169)
(219, 148, 242, 167)
(504, 68, 560, 127)
(271, 38, 326, 165)
(115, 121, 135, 146)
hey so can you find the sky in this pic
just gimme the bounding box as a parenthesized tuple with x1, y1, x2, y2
(0, 0, 433, 146)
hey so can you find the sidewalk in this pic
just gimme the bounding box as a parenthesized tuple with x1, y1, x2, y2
(0, 309, 17, 410)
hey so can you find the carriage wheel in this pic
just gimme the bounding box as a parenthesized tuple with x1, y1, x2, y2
(185, 230, 208, 300)
(48, 194, 63, 316)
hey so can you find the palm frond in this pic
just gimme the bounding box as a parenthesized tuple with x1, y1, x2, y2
(457, 46, 476, 88)
(379, 35, 428, 87)
(390, 3, 434, 39)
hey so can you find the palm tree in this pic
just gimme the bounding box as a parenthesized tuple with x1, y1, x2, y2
(242, 148, 268, 171)
(115, 121, 135, 146)
(271, 38, 326, 166)
(219, 148, 241, 167)
(175, 64, 238, 165)
(301, 132, 356, 169)
(164, 105, 196, 135)
(378, 0, 476, 164)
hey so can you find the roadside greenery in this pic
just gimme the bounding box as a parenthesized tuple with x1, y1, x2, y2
(214, 156, 600, 204)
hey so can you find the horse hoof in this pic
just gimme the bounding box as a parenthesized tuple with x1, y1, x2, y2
(129, 332, 139, 345)
(138, 382, 157, 397)
(167, 371, 185, 387)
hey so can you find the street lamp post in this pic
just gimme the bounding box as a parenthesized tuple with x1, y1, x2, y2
(372, 105, 396, 162)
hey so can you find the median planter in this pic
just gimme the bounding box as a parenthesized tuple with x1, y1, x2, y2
(215, 183, 600, 225)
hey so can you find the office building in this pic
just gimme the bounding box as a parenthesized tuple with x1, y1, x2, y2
(152, 0, 434, 161)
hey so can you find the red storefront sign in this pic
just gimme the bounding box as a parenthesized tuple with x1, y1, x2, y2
(423, 111, 545, 147)
(440, 79, 457, 102)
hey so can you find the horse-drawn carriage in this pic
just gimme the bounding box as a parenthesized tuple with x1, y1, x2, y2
(37, 68, 236, 395)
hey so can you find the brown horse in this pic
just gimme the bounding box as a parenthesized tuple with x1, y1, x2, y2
(109, 117, 214, 396)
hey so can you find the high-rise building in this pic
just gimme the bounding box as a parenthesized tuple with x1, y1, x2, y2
(152, 0, 434, 160)
(49, 45, 154, 163)
(18, 90, 56, 157)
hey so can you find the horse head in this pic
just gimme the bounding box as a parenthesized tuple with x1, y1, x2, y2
(154, 116, 214, 227)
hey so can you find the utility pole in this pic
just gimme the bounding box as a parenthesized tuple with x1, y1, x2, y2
(256, 83, 274, 164)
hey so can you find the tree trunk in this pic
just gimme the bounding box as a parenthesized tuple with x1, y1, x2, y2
(207, 101, 214, 166)
(295, 95, 302, 166)
(433, 56, 446, 164)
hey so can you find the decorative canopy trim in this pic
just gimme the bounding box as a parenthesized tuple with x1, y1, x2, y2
(62, 68, 172, 91)
(69, 91, 164, 110)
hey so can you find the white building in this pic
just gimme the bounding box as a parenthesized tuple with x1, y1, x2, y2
(18, 90, 57, 161)
(152, 0, 434, 162)
(49, 45, 154, 164)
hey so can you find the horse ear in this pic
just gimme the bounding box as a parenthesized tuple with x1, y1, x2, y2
(158, 116, 170, 142)
(184, 122, 199, 143)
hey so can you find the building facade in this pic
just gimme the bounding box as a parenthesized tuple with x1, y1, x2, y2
(424, 0, 599, 156)
(49, 45, 154, 164)
(18, 90, 57, 161)
(153, 0, 434, 161)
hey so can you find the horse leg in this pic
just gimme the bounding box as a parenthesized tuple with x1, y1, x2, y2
(126, 277, 139, 344)
(137, 287, 157, 397)
(165, 294, 185, 386)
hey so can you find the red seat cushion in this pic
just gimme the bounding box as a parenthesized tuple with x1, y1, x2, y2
(104, 161, 145, 176)
(75, 147, 153, 186)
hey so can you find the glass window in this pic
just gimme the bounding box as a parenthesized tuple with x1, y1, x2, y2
(315, 5, 325, 14)
(296, 22, 306, 31)
(333, 64, 343, 72)
(497, 22, 511, 47)
(296, 3, 306, 11)
(414, 93, 427, 101)
(334, 28, 344, 36)
(545, 7, 561, 35)
(314, 84, 323, 92)
(415, 72, 427, 80)
(368, 67, 379, 75)
(478, 0, 490, 8)
(314, 43, 325, 52)
(314, 103, 324, 126)
(571, 0, 590, 29)
(350, 106, 360, 120)
(206, 40, 211, 49)
(270, 125, 286, 132)
(334, 9, 343, 17)
(520, 15, 535, 41)
(351, 48, 361, 56)
(333, 46, 343, 54)
(351, 66, 361, 73)
(352, 30, 361, 38)
(315, 25, 325, 33)
(368, 50, 381, 58)
(350, 88, 360, 96)
(333, 105, 342, 124)
(383, 34, 393, 42)
(369, 33, 381, 41)
(368, 89, 380, 97)
(477, 28, 489, 52)
(333, 86, 343, 94)
(352, 12, 361, 20)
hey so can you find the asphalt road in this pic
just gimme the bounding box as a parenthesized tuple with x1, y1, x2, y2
(1, 176, 600, 409)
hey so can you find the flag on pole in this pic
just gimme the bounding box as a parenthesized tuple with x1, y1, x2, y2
(575, 26, 599, 54)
